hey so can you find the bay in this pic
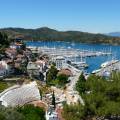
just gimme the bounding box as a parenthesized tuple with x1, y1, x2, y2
(26, 41, 120, 73)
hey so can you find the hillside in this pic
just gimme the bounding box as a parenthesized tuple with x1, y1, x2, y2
(106, 32, 120, 37)
(1, 27, 120, 45)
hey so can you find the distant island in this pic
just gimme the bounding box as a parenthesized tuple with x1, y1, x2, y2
(106, 32, 120, 37)
(1, 27, 120, 45)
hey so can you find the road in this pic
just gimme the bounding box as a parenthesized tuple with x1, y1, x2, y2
(51, 64, 84, 105)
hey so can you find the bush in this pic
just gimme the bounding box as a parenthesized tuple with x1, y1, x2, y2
(0, 81, 8, 92)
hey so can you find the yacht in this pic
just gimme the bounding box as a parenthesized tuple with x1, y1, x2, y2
(71, 56, 89, 69)
(92, 69, 101, 74)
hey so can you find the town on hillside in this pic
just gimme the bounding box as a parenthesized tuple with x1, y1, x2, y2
(0, 32, 120, 120)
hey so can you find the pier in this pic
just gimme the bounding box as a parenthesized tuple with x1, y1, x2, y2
(94, 61, 120, 76)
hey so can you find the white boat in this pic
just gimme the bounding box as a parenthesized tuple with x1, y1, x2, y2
(101, 60, 119, 68)
(72, 61, 89, 68)
(92, 69, 101, 74)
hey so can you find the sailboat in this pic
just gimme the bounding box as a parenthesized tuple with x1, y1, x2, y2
(71, 55, 89, 69)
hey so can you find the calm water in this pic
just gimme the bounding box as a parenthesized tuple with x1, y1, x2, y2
(26, 41, 120, 73)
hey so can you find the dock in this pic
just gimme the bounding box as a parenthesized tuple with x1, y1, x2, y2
(94, 61, 120, 76)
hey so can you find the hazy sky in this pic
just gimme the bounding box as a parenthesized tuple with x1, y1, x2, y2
(0, 0, 120, 33)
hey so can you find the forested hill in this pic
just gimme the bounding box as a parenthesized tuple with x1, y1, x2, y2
(1, 27, 120, 45)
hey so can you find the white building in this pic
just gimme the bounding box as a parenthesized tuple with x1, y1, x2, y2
(36, 60, 47, 73)
(0, 61, 12, 78)
(52, 56, 66, 70)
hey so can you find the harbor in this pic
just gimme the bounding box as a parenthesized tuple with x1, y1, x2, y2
(26, 41, 116, 73)
(27, 46, 112, 58)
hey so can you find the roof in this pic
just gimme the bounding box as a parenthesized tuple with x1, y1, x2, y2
(5, 48, 17, 55)
(58, 69, 73, 76)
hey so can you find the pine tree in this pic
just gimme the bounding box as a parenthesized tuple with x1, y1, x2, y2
(76, 72, 86, 95)
(52, 91, 56, 109)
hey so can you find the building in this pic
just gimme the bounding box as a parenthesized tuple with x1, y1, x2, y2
(27, 62, 40, 79)
(5, 48, 17, 59)
(52, 56, 66, 70)
(10, 37, 24, 50)
(0, 61, 13, 78)
(0, 81, 40, 107)
(0, 62, 7, 78)
(36, 60, 47, 73)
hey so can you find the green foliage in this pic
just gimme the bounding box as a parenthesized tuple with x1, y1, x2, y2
(0, 32, 10, 53)
(63, 72, 120, 120)
(0, 104, 45, 120)
(21, 42, 26, 50)
(52, 91, 56, 109)
(0, 81, 9, 92)
(0, 106, 24, 120)
(39, 89, 43, 100)
(1, 27, 120, 45)
(57, 74, 68, 86)
(17, 104, 45, 120)
(46, 66, 68, 87)
(76, 72, 86, 95)
(62, 104, 86, 120)
(46, 65, 58, 85)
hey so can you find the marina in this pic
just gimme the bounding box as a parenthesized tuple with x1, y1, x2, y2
(26, 41, 119, 73)
(27, 46, 112, 58)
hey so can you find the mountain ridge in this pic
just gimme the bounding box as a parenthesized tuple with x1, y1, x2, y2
(0, 27, 120, 45)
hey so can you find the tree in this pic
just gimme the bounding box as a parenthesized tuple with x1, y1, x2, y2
(17, 104, 45, 120)
(76, 72, 86, 95)
(0, 81, 8, 92)
(63, 72, 120, 120)
(0, 32, 10, 53)
(46, 65, 58, 85)
(39, 89, 43, 100)
(57, 74, 68, 86)
(62, 104, 86, 120)
(0, 106, 24, 120)
(52, 91, 56, 109)
(0, 104, 45, 120)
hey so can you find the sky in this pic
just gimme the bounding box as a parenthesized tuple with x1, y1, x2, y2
(0, 0, 120, 33)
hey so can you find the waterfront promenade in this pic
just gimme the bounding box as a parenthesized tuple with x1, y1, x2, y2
(95, 61, 120, 76)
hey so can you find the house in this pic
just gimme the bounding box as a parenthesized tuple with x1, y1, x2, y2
(52, 56, 67, 70)
(36, 60, 47, 73)
(27, 61, 46, 80)
(10, 37, 24, 50)
(14, 54, 28, 71)
(0, 61, 13, 78)
(5, 48, 17, 59)
(23, 48, 32, 60)
(27, 62, 40, 78)
(0, 63, 6, 78)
